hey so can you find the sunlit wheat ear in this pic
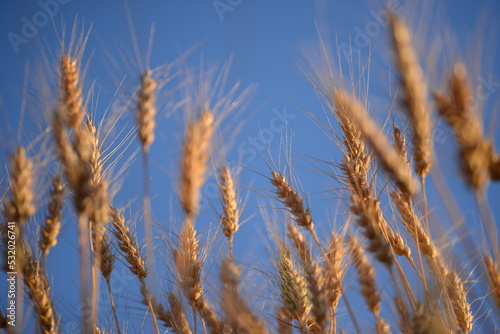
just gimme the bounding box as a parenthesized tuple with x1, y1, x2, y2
(167, 293, 191, 334)
(324, 232, 346, 310)
(342, 160, 393, 265)
(389, 14, 432, 178)
(274, 243, 315, 332)
(391, 192, 436, 258)
(275, 307, 293, 334)
(23, 249, 57, 334)
(40, 174, 64, 257)
(60, 54, 84, 128)
(484, 254, 500, 310)
(109, 207, 160, 333)
(218, 166, 240, 256)
(180, 110, 215, 217)
(174, 217, 223, 332)
(434, 63, 493, 189)
(5, 147, 35, 225)
(270, 171, 313, 230)
(349, 236, 381, 314)
(109, 207, 148, 279)
(445, 270, 473, 333)
(221, 258, 268, 334)
(136, 69, 157, 152)
(334, 89, 416, 197)
(286, 223, 327, 330)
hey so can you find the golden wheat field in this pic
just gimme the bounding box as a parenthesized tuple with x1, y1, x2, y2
(0, 1, 499, 333)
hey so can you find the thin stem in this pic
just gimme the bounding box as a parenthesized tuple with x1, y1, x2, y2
(106, 277, 122, 334)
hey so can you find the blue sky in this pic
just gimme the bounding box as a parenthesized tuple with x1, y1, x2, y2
(1, 0, 500, 332)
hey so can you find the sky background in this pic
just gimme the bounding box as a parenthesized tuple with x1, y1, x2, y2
(1, 0, 500, 333)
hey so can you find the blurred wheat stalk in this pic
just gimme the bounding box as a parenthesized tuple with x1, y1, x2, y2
(1, 9, 499, 334)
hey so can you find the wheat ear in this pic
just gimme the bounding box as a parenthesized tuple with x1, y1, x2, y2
(109, 207, 160, 334)
(270, 171, 313, 230)
(6, 147, 35, 225)
(445, 270, 473, 332)
(434, 63, 493, 189)
(334, 89, 415, 196)
(349, 236, 381, 317)
(180, 110, 215, 217)
(221, 258, 268, 333)
(23, 247, 57, 334)
(60, 54, 85, 128)
(274, 243, 315, 333)
(484, 254, 500, 310)
(219, 166, 240, 257)
(287, 223, 327, 331)
(174, 217, 223, 332)
(40, 174, 64, 257)
(389, 14, 432, 177)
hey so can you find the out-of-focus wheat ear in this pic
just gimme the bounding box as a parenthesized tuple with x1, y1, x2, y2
(180, 110, 215, 217)
(275, 307, 293, 334)
(60, 54, 85, 128)
(445, 270, 473, 332)
(286, 224, 327, 330)
(136, 70, 157, 152)
(411, 302, 450, 334)
(219, 166, 240, 257)
(434, 63, 493, 189)
(23, 249, 57, 334)
(325, 232, 346, 309)
(324, 232, 346, 333)
(221, 258, 269, 334)
(167, 293, 191, 334)
(375, 317, 391, 334)
(484, 254, 500, 310)
(275, 243, 313, 331)
(270, 171, 313, 230)
(389, 14, 432, 177)
(5, 147, 35, 225)
(334, 89, 416, 197)
(349, 236, 381, 317)
(394, 296, 412, 333)
(40, 174, 65, 257)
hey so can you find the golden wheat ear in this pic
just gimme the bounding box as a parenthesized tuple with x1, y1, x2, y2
(218, 166, 240, 256)
(40, 174, 65, 257)
(389, 14, 432, 178)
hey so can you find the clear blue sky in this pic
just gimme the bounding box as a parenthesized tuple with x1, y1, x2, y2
(1, 0, 499, 332)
